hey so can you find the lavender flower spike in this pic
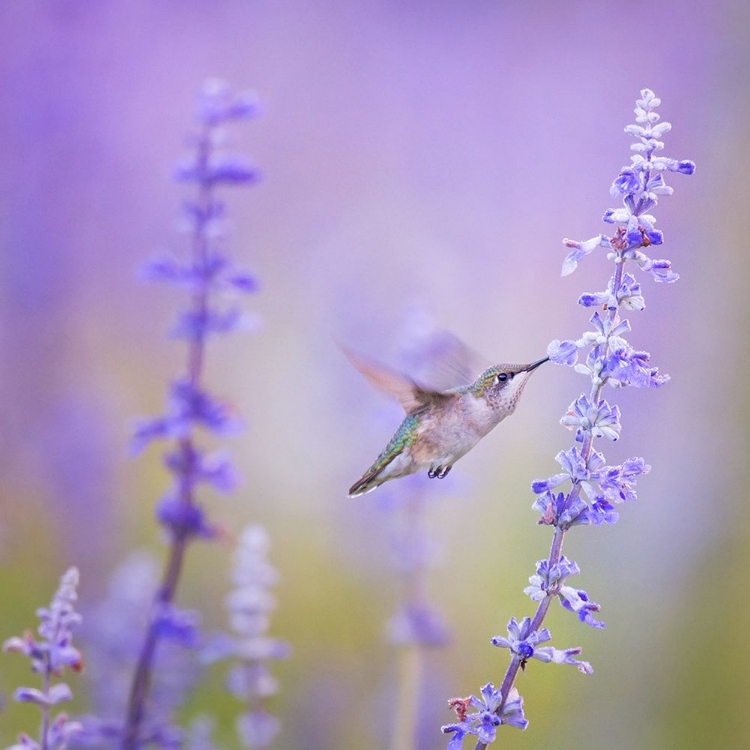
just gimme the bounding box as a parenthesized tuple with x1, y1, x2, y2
(3, 567, 84, 750)
(121, 80, 260, 749)
(442, 89, 694, 749)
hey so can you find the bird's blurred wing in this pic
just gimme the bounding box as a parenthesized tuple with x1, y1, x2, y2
(342, 347, 455, 414)
(399, 330, 492, 391)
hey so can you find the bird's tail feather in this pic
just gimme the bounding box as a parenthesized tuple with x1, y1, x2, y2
(348, 470, 385, 497)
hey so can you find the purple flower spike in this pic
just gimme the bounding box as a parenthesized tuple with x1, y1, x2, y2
(443, 91, 692, 743)
(121, 82, 265, 748)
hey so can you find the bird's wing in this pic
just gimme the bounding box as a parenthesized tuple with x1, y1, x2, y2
(396, 329, 490, 391)
(342, 347, 456, 414)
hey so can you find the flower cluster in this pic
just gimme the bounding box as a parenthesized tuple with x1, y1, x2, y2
(441, 89, 694, 747)
(3, 568, 84, 750)
(442, 684, 527, 748)
(202, 525, 290, 748)
(491, 616, 593, 672)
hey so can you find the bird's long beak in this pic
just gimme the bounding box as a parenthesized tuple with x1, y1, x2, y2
(525, 356, 549, 373)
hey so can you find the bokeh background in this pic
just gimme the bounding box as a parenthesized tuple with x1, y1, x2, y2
(1, 1, 749, 748)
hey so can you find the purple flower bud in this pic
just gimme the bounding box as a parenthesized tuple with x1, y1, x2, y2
(668, 159, 696, 175)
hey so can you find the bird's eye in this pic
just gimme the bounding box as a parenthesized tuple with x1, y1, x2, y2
(497, 372, 509, 383)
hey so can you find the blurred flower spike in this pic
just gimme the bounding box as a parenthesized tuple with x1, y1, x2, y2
(121, 80, 262, 748)
(133, 77, 260, 539)
(444, 90, 693, 748)
(3, 567, 84, 750)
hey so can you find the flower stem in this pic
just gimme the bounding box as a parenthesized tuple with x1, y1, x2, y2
(392, 644, 422, 750)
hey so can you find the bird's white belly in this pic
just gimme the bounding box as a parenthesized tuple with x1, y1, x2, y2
(416, 406, 492, 467)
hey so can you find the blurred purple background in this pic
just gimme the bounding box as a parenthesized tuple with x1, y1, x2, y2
(1, 1, 749, 748)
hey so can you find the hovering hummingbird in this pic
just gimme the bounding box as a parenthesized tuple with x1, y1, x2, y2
(347, 350, 549, 497)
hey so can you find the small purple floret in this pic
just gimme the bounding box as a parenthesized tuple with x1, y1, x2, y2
(547, 339, 580, 366)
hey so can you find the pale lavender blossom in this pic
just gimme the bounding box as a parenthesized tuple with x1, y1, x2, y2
(202, 525, 290, 749)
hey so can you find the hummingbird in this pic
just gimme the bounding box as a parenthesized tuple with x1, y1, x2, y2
(347, 351, 549, 497)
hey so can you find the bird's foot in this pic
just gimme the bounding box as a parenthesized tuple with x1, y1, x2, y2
(428, 465, 452, 479)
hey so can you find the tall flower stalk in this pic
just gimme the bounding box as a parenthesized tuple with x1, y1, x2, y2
(441, 90, 695, 748)
(121, 80, 261, 749)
